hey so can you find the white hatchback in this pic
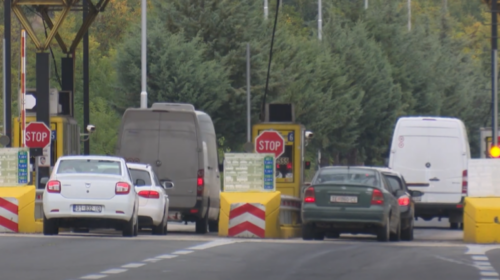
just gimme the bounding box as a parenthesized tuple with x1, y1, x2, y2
(42, 155, 139, 237)
(126, 163, 170, 235)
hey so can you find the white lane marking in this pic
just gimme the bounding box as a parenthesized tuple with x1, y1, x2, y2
(121, 263, 145, 268)
(156, 254, 178, 259)
(101, 268, 128, 274)
(188, 239, 236, 250)
(476, 261, 492, 266)
(172, 250, 193, 255)
(80, 275, 107, 279)
(434, 256, 475, 267)
(474, 256, 490, 261)
(478, 266, 496, 271)
(466, 245, 500, 255)
(481, 272, 500, 277)
(143, 258, 161, 262)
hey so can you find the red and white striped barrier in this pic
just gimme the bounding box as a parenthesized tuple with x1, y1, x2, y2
(0, 197, 19, 233)
(228, 203, 265, 238)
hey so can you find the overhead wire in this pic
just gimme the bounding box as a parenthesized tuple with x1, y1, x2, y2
(261, 0, 280, 121)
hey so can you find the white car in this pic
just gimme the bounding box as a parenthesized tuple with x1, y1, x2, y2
(126, 162, 170, 235)
(42, 155, 139, 237)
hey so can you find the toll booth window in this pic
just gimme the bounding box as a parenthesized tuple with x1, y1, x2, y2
(276, 145, 294, 182)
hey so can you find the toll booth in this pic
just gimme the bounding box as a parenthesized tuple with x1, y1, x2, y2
(479, 127, 500, 158)
(252, 103, 311, 199)
(12, 88, 80, 183)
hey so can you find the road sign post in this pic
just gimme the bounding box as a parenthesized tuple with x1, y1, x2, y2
(254, 130, 285, 158)
(25, 122, 51, 149)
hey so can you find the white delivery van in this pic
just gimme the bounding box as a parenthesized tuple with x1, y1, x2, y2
(115, 103, 222, 234)
(388, 116, 470, 229)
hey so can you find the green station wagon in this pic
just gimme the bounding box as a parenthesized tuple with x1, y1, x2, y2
(301, 166, 401, 242)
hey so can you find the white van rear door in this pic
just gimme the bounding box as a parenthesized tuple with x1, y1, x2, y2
(424, 136, 464, 203)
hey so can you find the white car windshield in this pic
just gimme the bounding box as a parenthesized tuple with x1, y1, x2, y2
(56, 159, 122, 175)
(129, 168, 152, 186)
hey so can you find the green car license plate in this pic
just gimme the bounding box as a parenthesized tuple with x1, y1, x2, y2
(330, 195, 358, 203)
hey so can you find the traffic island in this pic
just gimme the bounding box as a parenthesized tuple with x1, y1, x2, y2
(464, 159, 500, 243)
(464, 197, 500, 243)
(0, 185, 39, 233)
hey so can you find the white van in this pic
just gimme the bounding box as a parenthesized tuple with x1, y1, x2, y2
(388, 116, 470, 229)
(115, 103, 221, 234)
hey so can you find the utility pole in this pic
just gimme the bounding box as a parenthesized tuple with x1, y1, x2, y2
(4, 0, 12, 144)
(408, 0, 411, 31)
(83, 0, 90, 155)
(365, 0, 368, 10)
(246, 43, 251, 143)
(318, 0, 322, 40)
(492, 0, 499, 148)
(140, 0, 148, 108)
(264, 0, 269, 20)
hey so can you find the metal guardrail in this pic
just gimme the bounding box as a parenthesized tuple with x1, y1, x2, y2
(279, 195, 302, 226)
(35, 189, 44, 220)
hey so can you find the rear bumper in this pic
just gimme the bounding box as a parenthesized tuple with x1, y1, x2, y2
(414, 201, 464, 219)
(138, 202, 165, 226)
(168, 198, 205, 222)
(301, 205, 387, 226)
(43, 193, 135, 222)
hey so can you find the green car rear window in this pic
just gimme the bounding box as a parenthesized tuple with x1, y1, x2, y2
(315, 168, 378, 186)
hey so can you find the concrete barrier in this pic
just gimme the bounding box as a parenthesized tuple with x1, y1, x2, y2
(464, 197, 500, 243)
(219, 192, 281, 238)
(279, 195, 302, 238)
(0, 186, 41, 233)
(464, 159, 500, 243)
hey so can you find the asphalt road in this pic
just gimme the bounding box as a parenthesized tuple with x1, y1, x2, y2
(0, 219, 498, 280)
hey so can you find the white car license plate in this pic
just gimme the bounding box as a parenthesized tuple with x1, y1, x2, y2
(330, 195, 358, 203)
(73, 205, 103, 213)
(413, 196, 422, 202)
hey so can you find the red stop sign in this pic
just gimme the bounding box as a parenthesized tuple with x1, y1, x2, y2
(25, 122, 51, 148)
(255, 130, 285, 158)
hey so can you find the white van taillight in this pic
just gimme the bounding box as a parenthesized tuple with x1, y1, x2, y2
(462, 170, 468, 195)
(197, 169, 204, 196)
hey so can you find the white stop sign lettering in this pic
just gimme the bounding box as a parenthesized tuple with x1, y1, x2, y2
(258, 140, 281, 151)
(26, 131, 48, 143)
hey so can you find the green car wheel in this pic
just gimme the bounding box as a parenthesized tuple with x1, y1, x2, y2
(302, 224, 315, 240)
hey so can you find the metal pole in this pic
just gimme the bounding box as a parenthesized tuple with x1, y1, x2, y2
(140, 0, 148, 108)
(20, 30, 26, 148)
(4, 0, 12, 145)
(264, 0, 269, 19)
(83, 0, 90, 155)
(246, 43, 251, 143)
(3, 38, 6, 136)
(408, 0, 411, 31)
(493, 0, 498, 147)
(365, 0, 368, 9)
(318, 0, 322, 40)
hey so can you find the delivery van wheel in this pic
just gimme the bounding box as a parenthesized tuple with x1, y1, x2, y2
(195, 214, 209, 234)
(209, 219, 219, 232)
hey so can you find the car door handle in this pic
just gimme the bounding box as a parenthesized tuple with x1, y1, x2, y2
(429, 177, 439, 182)
(208, 166, 213, 170)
